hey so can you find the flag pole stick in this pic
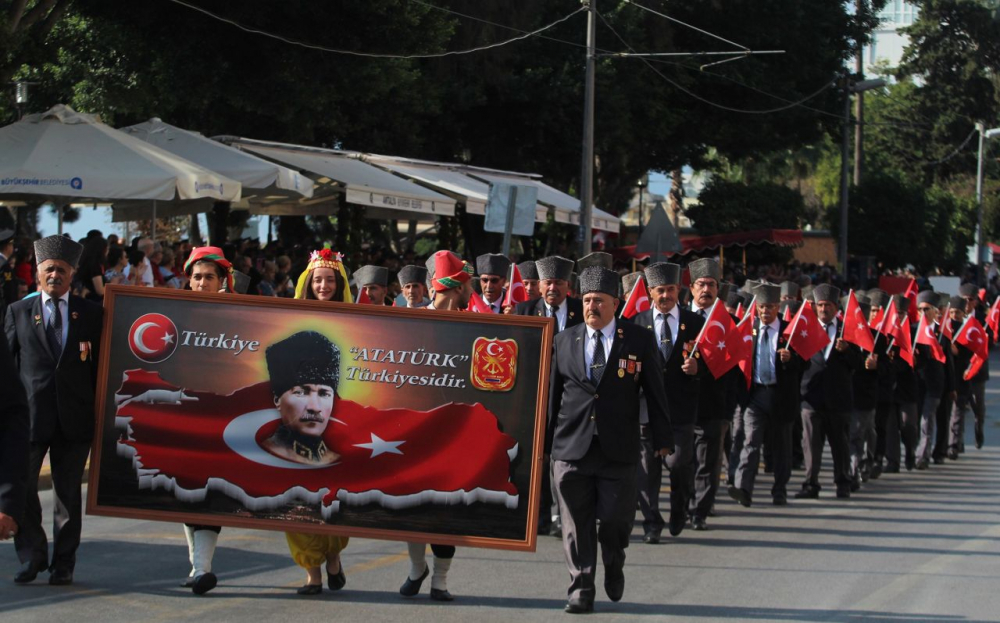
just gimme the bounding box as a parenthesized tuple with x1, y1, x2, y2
(688, 299, 718, 359)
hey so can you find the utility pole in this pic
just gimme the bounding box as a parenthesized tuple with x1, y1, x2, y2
(853, 2, 865, 186)
(578, 0, 596, 257)
(838, 74, 851, 273)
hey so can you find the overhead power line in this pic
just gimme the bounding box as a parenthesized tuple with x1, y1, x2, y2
(165, 0, 585, 59)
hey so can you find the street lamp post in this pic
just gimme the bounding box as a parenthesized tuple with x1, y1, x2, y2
(976, 124, 1000, 286)
(637, 175, 647, 237)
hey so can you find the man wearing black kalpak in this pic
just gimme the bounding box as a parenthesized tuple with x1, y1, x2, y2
(631, 262, 703, 540)
(548, 266, 672, 614)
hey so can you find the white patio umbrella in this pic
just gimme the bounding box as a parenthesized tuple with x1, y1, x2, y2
(0, 104, 241, 235)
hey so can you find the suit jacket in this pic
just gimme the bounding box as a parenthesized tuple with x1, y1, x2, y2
(547, 321, 672, 463)
(742, 318, 802, 423)
(5, 293, 103, 443)
(0, 325, 30, 525)
(800, 317, 859, 413)
(515, 296, 583, 333)
(632, 307, 704, 427)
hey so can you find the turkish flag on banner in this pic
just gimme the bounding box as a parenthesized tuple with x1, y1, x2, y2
(503, 264, 528, 307)
(903, 279, 919, 324)
(784, 297, 830, 360)
(115, 371, 519, 517)
(894, 316, 915, 367)
(915, 314, 946, 364)
(356, 288, 371, 305)
(987, 296, 1000, 343)
(693, 301, 743, 379)
(965, 354, 986, 381)
(619, 278, 651, 319)
(466, 290, 493, 313)
(954, 315, 989, 361)
(737, 297, 757, 389)
(842, 290, 875, 353)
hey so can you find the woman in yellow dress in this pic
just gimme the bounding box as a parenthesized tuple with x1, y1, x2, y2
(285, 248, 353, 595)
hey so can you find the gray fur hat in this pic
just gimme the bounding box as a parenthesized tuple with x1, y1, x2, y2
(688, 258, 721, 283)
(354, 265, 388, 287)
(753, 283, 781, 305)
(916, 290, 938, 306)
(622, 271, 645, 296)
(867, 288, 889, 309)
(536, 256, 574, 282)
(718, 282, 733, 303)
(644, 262, 681, 287)
(576, 251, 613, 272)
(813, 284, 841, 304)
(780, 281, 801, 299)
(232, 270, 251, 295)
(476, 253, 511, 278)
(398, 264, 428, 286)
(958, 283, 978, 298)
(949, 295, 966, 309)
(742, 279, 761, 294)
(892, 294, 910, 314)
(517, 260, 539, 281)
(34, 235, 83, 269)
(579, 266, 619, 298)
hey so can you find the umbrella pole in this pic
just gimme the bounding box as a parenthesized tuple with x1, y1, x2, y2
(58, 205, 63, 236)
(152, 200, 157, 242)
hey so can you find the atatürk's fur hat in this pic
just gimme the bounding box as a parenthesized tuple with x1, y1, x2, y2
(266, 331, 341, 399)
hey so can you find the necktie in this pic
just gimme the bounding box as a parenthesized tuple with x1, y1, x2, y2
(758, 326, 774, 384)
(591, 332, 606, 385)
(549, 304, 560, 333)
(699, 309, 707, 318)
(660, 313, 673, 362)
(47, 299, 63, 358)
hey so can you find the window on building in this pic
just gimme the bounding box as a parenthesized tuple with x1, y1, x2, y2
(879, 0, 918, 26)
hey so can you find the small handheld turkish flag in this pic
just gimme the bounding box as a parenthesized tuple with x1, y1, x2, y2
(875, 297, 897, 338)
(941, 313, 954, 341)
(693, 300, 742, 379)
(467, 290, 493, 313)
(503, 264, 528, 307)
(619, 278, 651, 319)
(965, 354, 986, 381)
(987, 296, 1000, 344)
(356, 287, 371, 305)
(915, 314, 946, 364)
(737, 296, 757, 389)
(785, 297, 830, 360)
(954, 315, 989, 361)
(903, 279, 919, 324)
(842, 290, 875, 353)
(894, 316, 914, 367)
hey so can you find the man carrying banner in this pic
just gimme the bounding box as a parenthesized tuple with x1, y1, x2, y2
(5, 236, 103, 586)
(398, 265, 430, 308)
(729, 283, 800, 507)
(354, 265, 389, 306)
(796, 284, 859, 499)
(0, 313, 30, 543)
(516, 255, 580, 538)
(548, 266, 672, 614)
(632, 262, 702, 541)
(476, 253, 510, 314)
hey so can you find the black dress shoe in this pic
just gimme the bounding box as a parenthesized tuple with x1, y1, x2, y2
(836, 488, 850, 499)
(430, 588, 454, 602)
(975, 424, 984, 449)
(884, 465, 900, 474)
(727, 486, 751, 508)
(192, 572, 217, 595)
(932, 456, 945, 465)
(642, 531, 660, 544)
(870, 462, 882, 479)
(772, 496, 787, 506)
(691, 516, 708, 531)
(947, 449, 958, 461)
(399, 565, 429, 597)
(794, 488, 819, 499)
(915, 459, 929, 470)
(668, 509, 686, 537)
(564, 598, 594, 614)
(327, 568, 346, 591)
(14, 561, 46, 584)
(604, 566, 624, 602)
(297, 583, 323, 595)
(48, 568, 74, 586)
(905, 455, 915, 471)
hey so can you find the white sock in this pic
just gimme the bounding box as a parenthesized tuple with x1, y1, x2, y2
(407, 542, 427, 581)
(431, 556, 451, 591)
(192, 530, 219, 576)
(183, 525, 197, 577)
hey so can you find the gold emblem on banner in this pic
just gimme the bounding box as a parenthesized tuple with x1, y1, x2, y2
(471, 337, 518, 392)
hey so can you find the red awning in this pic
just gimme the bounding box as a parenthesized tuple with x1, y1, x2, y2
(610, 228, 804, 261)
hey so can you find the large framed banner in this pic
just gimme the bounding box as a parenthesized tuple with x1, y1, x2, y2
(87, 286, 553, 551)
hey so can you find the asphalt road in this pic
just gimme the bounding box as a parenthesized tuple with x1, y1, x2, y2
(3, 365, 1000, 622)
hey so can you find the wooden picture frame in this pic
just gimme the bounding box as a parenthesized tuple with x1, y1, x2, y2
(87, 285, 553, 552)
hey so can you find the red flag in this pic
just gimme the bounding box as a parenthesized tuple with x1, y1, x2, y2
(869, 307, 884, 330)
(987, 296, 1000, 343)
(954, 315, 989, 361)
(735, 302, 745, 320)
(941, 313, 954, 341)
(903, 279, 919, 324)
(503, 264, 528, 307)
(782, 305, 792, 323)
(619, 278, 651, 319)
(915, 314, 946, 364)
(875, 297, 898, 338)
(785, 297, 831, 360)
(842, 290, 875, 353)
(965, 354, 986, 381)
(115, 371, 518, 516)
(894, 316, 915, 367)
(693, 301, 742, 379)
(980, 288, 987, 302)
(737, 297, 757, 389)
(356, 287, 371, 305)
(466, 290, 492, 313)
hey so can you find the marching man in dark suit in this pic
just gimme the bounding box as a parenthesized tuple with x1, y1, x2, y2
(5, 235, 103, 586)
(548, 266, 672, 614)
(516, 255, 581, 538)
(0, 323, 30, 543)
(632, 262, 703, 540)
(728, 283, 801, 507)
